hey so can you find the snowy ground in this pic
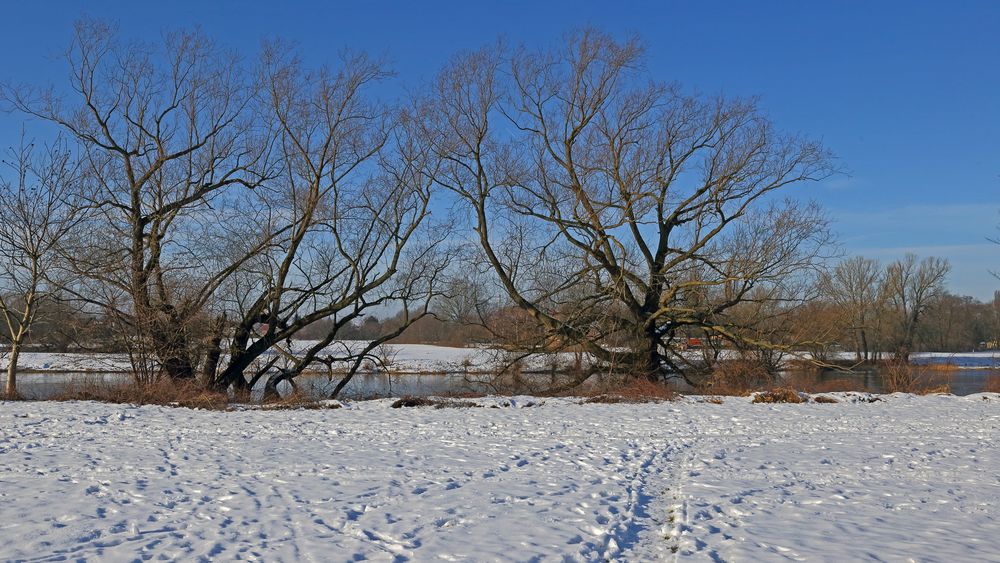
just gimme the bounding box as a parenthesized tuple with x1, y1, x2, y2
(1, 394, 998, 561)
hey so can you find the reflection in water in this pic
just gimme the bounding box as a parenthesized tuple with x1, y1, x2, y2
(15, 371, 503, 401)
(12, 367, 1000, 401)
(800, 367, 999, 396)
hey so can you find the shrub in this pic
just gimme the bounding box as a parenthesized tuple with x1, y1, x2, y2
(881, 361, 913, 393)
(882, 361, 951, 394)
(701, 360, 774, 395)
(984, 374, 1000, 394)
(51, 379, 230, 410)
(813, 395, 839, 404)
(390, 396, 480, 409)
(752, 387, 804, 404)
(579, 377, 675, 403)
(253, 391, 343, 410)
(916, 384, 951, 395)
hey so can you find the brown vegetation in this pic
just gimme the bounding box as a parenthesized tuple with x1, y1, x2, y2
(984, 374, 1000, 394)
(1, 20, 996, 403)
(49, 379, 229, 410)
(578, 378, 676, 404)
(919, 362, 960, 371)
(882, 361, 953, 394)
(390, 396, 481, 409)
(698, 360, 775, 396)
(752, 387, 804, 404)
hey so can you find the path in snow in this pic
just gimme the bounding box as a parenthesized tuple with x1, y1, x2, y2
(0, 394, 998, 561)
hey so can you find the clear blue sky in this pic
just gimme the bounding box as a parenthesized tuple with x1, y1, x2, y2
(2, 0, 998, 298)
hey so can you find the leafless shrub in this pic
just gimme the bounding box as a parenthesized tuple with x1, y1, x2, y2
(700, 359, 774, 395)
(882, 361, 916, 393)
(578, 377, 675, 403)
(752, 387, 804, 404)
(882, 361, 952, 394)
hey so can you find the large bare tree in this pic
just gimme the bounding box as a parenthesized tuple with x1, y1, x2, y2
(210, 46, 449, 395)
(417, 30, 835, 386)
(3, 21, 275, 381)
(4, 23, 450, 394)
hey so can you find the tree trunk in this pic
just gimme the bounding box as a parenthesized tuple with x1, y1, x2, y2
(641, 331, 663, 381)
(860, 329, 869, 363)
(161, 354, 196, 380)
(5, 346, 19, 398)
(157, 326, 196, 379)
(262, 371, 295, 402)
(201, 315, 227, 383)
(216, 332, 278, 391)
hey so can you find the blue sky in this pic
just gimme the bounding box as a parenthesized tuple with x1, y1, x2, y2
(1, 1, 998, 298)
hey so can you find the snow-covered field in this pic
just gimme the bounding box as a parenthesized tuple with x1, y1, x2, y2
(1, 393, 998, 561)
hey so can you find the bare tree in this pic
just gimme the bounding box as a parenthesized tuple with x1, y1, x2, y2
(417, 29, 835, 387)
(0, 136, 84, 397)
(883, 254, 950, 360)
(210, 45, 450, 396)
(821, 256, 885, 361)
(3, 21, 275, 381)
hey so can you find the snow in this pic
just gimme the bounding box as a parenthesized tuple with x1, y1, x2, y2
(5, 352, 132, 372)
(1, 394, 998, 561)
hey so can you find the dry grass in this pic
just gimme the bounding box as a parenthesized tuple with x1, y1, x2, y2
(50, 379, 230, 410)
(252, 391, 343, 410)
(751, 387, 804, 404)
(882, 362, 952, 394)
(578, 377, 676, 404)
(699, 360, 774, 396)
(916, 384, 952, 395)
(984, 374, 1000, 394)
(920, 362, 960, 372)
(882, 361, 917, 393)
(813, 395, 839, 404)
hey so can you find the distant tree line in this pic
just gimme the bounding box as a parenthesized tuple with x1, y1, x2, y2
(0, 21, 992, 398)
